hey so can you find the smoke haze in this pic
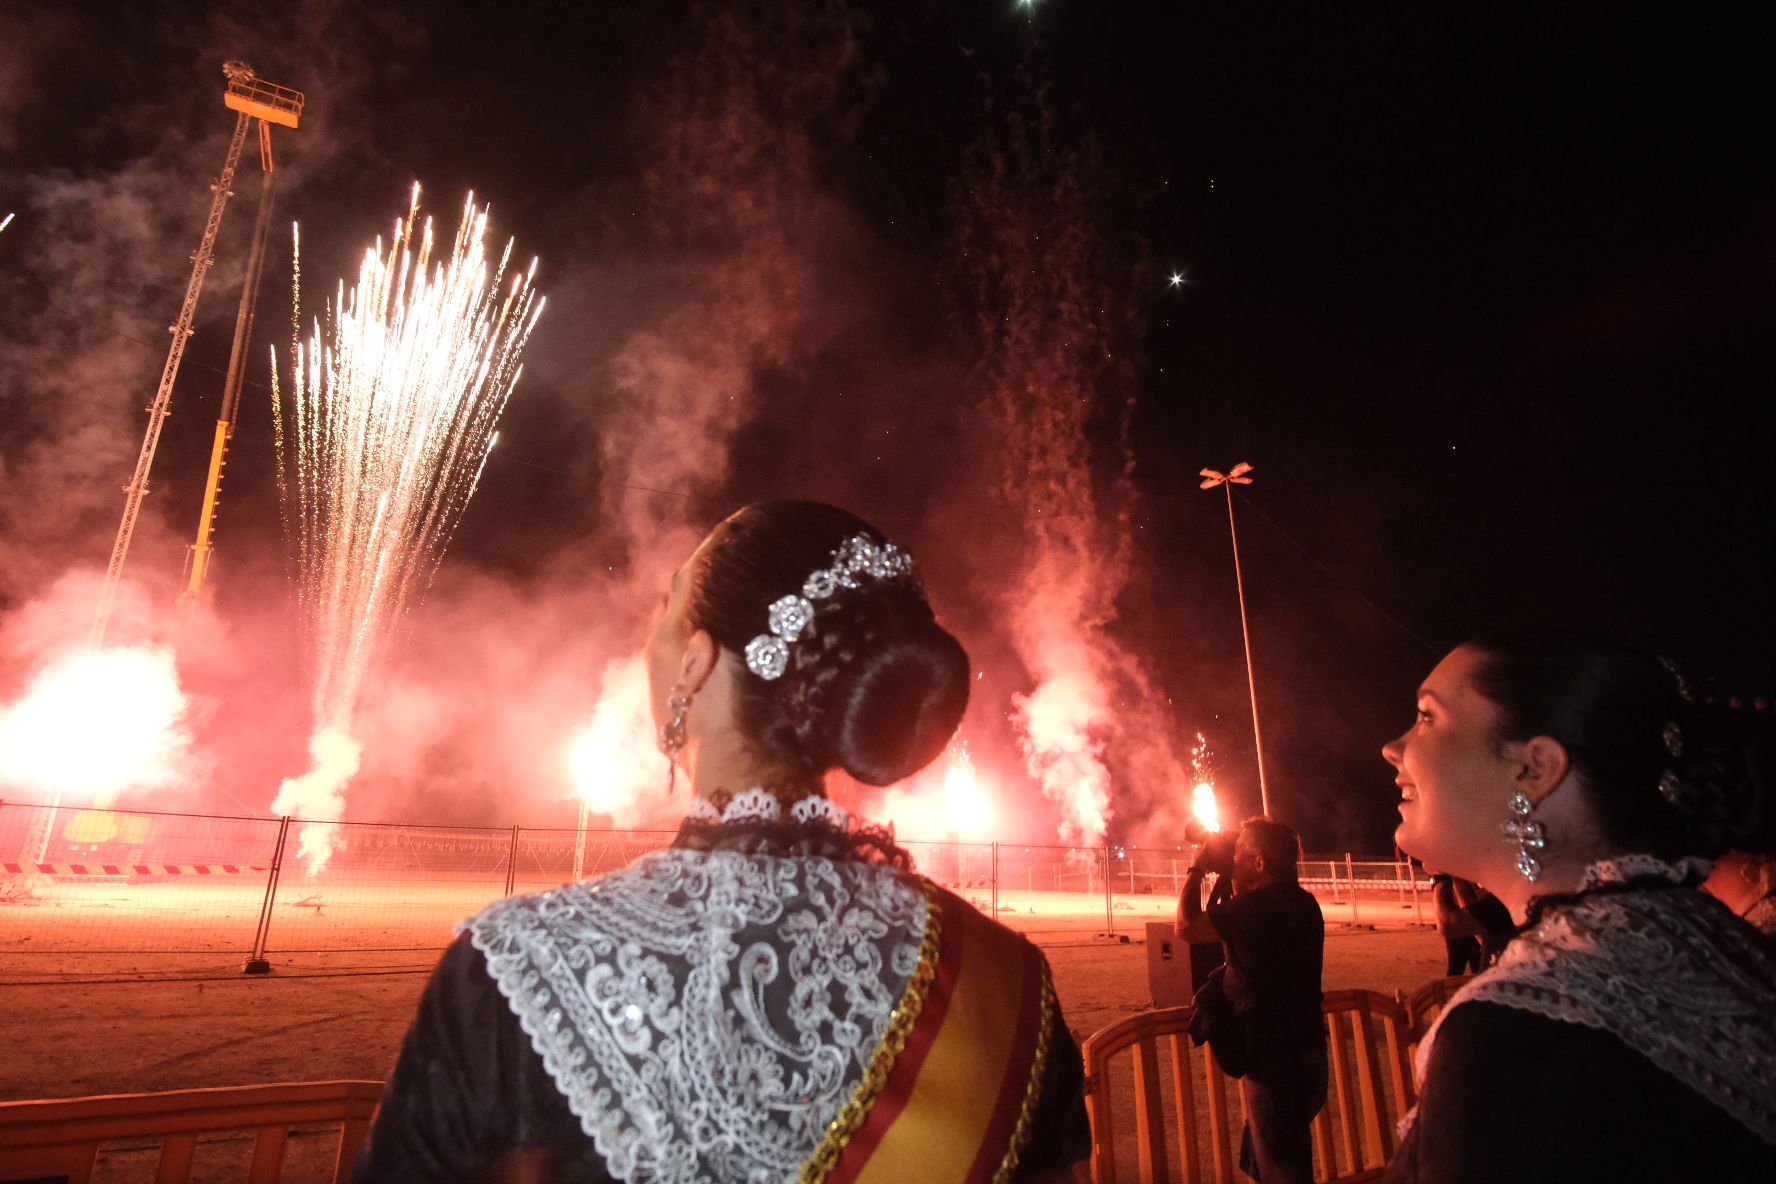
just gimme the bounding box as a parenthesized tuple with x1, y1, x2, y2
(0, 1, 1360, 854)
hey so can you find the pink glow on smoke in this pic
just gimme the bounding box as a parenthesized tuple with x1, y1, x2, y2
(1014, 666, 1111, 848)
(270, 725, 360, 872)
(0, 7, 1198, 856)
(957, 83, 1186, 852)
(869, 737, 999, 844)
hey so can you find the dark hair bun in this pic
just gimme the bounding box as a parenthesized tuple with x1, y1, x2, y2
(787, 587, 969, 785)
(1682, 700, 1776, 856)
(828, 620, 970, 786)
(689, 500, 973, 789)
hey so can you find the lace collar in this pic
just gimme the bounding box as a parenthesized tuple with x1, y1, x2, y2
(1574, 852, 1712, 891)
(466, 847, 929, 1183)
(1414, 853, 1776, 1145)
(685, 787, 851, 830)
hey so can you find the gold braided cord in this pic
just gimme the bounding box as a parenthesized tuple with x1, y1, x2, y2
(797, 876, 944, 1184)
(992, 960, 1057, 1184)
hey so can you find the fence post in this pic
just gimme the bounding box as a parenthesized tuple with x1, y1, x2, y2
(244, 816, 290, 975)
(504, 826, 520, 896)
(1346, 852, 1360, 924)
(1408, 859, 1423, 925)
(991, 842, 999, 917)
(1103, 839, 1114, 936)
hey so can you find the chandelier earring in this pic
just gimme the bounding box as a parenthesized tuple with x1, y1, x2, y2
(1502, 788, 1547, 881)
(660, 686, 692, 794)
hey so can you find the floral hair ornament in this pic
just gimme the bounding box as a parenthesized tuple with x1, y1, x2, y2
(1658, 655, 1694, 702)
(743, 534, 917, 680)
(1652, 657, 1692, 809)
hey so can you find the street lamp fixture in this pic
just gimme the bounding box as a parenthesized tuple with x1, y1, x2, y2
(1199, 462, 1271, 819)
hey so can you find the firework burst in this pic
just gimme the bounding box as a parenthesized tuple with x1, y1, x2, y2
(1188, 731, 1221, 833)
(270, 186, 544, 872)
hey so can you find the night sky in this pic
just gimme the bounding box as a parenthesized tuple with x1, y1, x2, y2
(1, 1, 1770, 852)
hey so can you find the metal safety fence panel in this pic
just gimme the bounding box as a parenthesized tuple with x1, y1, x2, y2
(0, 801, 282, 956)
(508, 827, 677, 897)
(904, 841, 1156, 933)
(1302, 856, 1429, 925)
(258, 820, 517, 955)
(2, 799, 1438, 968)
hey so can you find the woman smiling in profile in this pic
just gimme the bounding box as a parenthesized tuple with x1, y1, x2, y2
(1381, 631, 1776, 1182)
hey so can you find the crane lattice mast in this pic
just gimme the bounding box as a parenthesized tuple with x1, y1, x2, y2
(17, 64, 304, 876)
(88, 62, 302, 648)
(176, 70, 302, 625)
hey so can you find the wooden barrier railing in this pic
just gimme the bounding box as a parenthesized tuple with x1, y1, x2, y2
(1081, 980, 1460, 1184)
(1314, 989, 1415, 1180)
(1397, 974, 1471, 1068)
(0, 977, 1478, 1184)
(0, 1080, 380, 1184)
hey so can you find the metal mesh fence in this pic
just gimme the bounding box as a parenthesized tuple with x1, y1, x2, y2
(260, 820, 516, 954)
(0, 799, 1429, 970)
(0, 803, 282, 954)
(508, 827, 677, 897)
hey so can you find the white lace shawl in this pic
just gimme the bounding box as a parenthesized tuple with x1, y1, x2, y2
(1415, 854, 1776, 1145)
(465, 842, 928, 1184)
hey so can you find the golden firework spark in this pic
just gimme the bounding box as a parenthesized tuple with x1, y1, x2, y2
(271, 186, 544, 870)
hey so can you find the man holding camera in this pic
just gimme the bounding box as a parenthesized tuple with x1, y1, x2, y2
(1176, 818, 1326, 1184)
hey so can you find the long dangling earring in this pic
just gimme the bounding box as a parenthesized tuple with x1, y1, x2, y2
(660, 686, 692, 794)
(1503, 789, 1546, 881)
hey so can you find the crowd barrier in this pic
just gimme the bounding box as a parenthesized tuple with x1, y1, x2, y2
(0, 800, 1430, 970)
(0, 1080, 378, 1184)
(1083, 980, 1472, 1184)
(0, 980, 1477, 1184)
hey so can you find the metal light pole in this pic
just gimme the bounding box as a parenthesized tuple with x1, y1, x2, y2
(573, 796, 591, 883)
(1199, 462, 1271, 819)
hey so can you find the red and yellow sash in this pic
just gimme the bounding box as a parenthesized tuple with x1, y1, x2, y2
(801, 879, 1055, 1184)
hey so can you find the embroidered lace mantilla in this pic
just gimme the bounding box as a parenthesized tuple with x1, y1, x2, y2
(1414, 854, 1776, 1144)
(465, 830, 927, 1183)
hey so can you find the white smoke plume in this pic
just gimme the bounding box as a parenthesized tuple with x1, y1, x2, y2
(270, 724, 360, 871)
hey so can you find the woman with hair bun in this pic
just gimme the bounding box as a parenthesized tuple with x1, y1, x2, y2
(1380, 630, 1776, 1182)
(355, 501, 1090, 1184)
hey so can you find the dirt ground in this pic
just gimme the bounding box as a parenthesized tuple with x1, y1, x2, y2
(0, 909, 1446, 1103)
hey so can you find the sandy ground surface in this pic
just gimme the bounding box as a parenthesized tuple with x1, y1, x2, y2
(0, 884, 1447, 1184)
(0, 889, 1444, 1103)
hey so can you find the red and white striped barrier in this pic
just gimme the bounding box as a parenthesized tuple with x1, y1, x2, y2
(2, 862, 268, 877)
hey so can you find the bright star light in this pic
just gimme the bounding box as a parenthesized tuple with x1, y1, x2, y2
(1168, 271, 1186, 288)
